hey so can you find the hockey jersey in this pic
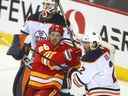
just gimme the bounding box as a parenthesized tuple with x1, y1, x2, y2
(72, 47, 120, 96)
(6, 12, 71, 96)
(7, 11, 72, 60)
(28, 39, 81, 90)
(21, 12, 70, 49)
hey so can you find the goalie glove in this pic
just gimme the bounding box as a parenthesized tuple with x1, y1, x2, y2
(7, 47, 24, 60)
(7, 34, 27, 60)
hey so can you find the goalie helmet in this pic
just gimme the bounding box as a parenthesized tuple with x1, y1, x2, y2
(42, 0, 58, 17)
(42, 0, 59, 4)
(81, 32, 101, 50)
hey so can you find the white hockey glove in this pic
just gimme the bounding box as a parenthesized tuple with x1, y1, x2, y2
(99, 40, 116, 62)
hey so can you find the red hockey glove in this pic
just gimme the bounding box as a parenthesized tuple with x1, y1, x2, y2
(64, 48, 81, 61)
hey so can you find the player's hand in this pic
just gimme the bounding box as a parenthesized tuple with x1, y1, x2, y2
(64, 48, 81, 61)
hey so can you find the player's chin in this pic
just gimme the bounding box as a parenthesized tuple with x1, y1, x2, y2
(51, 40, 59, 46)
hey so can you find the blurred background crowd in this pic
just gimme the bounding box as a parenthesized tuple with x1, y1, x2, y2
(73, 0, 128, 12)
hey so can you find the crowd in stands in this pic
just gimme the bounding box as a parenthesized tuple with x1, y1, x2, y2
(73, 0, 128, 12)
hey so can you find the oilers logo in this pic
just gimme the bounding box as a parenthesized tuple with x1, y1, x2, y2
(34, 30, 48, 41)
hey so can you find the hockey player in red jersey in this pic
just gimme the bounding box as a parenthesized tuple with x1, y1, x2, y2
(6, 0, 72, 96)
(71, 32, 120, 96)
(24, 24, 81, 96)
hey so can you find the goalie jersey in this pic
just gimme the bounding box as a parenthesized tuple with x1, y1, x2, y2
(7, 11, 70, 60)
(21, 12, 67, 48)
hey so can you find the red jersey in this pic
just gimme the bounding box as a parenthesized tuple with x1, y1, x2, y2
(28, 39, 81, 90)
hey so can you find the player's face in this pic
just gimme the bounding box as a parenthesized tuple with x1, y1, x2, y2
(49, 32, 62, 46)
(41, 1, 57, 18)
(82, 42, 91, 51)
(42, 1, 57, 13)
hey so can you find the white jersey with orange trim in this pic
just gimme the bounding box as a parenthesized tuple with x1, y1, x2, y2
(72, 48, 120, 96)
(21, 20, 53, 48)
(21, 12, 71, 49)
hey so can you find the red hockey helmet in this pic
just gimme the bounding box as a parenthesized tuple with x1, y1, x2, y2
(49, 24, 64, 35)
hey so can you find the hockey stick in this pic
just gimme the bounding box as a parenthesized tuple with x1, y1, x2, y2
(57, 0, 77, 48)
(56, 1, 79, 90)
(28, 37, 79, 72)
(30, 48, 69, 72)
(17, 41, 70, 96)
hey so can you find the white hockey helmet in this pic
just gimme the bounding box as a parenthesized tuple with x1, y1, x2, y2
(81, 32, 101, 50)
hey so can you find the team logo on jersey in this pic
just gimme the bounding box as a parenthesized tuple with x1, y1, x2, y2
(104, 53, 110, 61)
(34, 30, 48, 40)
(65, 10, 86, 35)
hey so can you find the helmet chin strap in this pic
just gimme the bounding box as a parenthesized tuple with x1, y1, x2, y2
(40, 5, 58, 19)
(90, 41, 99, 50)
(39, 10, 54, 20)
(43, 9, 49, 17)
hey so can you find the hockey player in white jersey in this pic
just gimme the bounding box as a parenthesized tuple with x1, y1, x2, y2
(71, 32, 120, 96)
